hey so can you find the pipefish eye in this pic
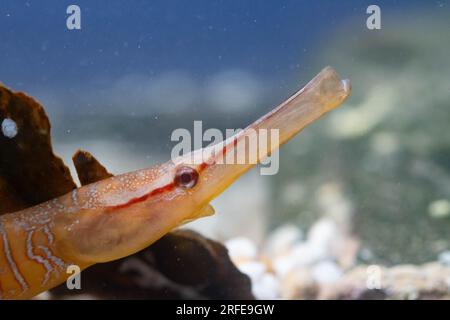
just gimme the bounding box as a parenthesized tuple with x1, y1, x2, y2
(174, 166, 199, 189)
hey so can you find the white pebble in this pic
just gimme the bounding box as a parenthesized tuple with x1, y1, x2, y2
(272, 255, 296, 278)
(428, 199, 450, 219)
(272, 242, 327, 278)
(1, 118, 18, 138)
(291, 242, 327, 267)
(266, 224, 303, 257)
(438, 251, 450, 266)
(225, 237, 258, 263)
(312, 261, 343, 283)
(237, 261, 266, 283)
(308, 218, 339, 255)
(252, 273, 280, 300)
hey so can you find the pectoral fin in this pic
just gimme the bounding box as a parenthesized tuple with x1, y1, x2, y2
(179, 204, 215, 226)
(196, 204, 215, 218)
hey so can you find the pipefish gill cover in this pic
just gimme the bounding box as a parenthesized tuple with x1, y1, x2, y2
(0, 0, 449, 306)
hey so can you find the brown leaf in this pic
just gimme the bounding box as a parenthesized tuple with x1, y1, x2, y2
(0, 84, 76, 214)
(0, 177, 27, 213)
(72, 149, 113, 185)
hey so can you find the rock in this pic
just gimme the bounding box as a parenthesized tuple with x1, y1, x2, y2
(318, 263, 450, 300)
(318, 266, 387, 300)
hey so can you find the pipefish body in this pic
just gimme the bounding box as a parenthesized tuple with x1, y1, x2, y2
(0, 67, 351, 299)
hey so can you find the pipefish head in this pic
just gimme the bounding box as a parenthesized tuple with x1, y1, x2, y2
(172, 66, 351, 210)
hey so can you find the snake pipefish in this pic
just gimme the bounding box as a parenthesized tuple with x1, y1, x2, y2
(0, 67, 351, 299)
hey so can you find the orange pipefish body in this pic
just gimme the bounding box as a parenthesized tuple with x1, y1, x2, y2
(0, 67, 351, 299)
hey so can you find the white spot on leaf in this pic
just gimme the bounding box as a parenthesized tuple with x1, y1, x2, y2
(2, 118, 18, 138)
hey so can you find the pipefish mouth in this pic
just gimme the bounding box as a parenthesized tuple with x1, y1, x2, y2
(0, 66, 351, 299)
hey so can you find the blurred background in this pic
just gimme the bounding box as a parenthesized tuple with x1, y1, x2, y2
(1, 0, 449, 299)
